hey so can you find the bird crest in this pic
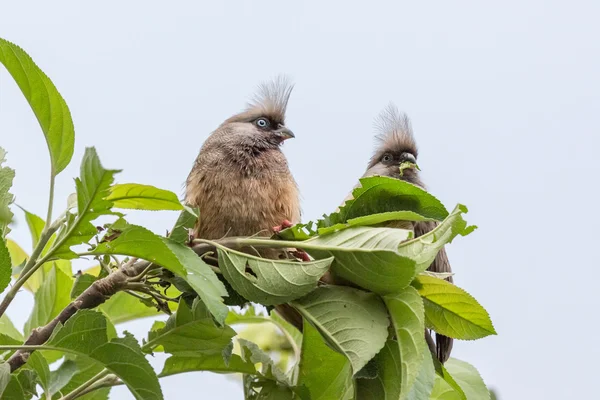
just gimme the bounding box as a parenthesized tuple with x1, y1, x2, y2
(225, 76, 294, 125)
(369, 103, 418, 166)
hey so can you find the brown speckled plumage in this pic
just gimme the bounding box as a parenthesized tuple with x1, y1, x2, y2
(185, 78, 300, 244)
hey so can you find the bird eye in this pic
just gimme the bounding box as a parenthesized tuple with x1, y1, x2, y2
(381, 153, 393, 163)
(255, 118, 270, 128)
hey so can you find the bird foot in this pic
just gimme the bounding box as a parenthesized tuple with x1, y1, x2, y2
(272, 219, 293, 234)
(291, 249, 311, 262)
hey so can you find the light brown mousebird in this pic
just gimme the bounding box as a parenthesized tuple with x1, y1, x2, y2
(356, 104, 454, 364)
(185, 78, 300, 245)
(185, 78, 303, 325)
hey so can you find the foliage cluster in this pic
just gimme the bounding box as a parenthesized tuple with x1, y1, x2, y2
(0, 38, 495, 399)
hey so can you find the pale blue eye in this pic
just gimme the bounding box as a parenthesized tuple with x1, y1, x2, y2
(256, 118, 269, 128)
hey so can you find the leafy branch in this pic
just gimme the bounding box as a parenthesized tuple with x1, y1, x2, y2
(0, 36, 497, 400)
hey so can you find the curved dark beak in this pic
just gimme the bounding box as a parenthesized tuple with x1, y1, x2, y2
(401, 152, 417, 164)
(275, 125, 295, 140)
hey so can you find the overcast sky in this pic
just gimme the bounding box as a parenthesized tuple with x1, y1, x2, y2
(1, 1, 599, 399)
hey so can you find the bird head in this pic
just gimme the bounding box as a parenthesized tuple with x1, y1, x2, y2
(218, 77, 295, 150)
(363, 104, 423, 187)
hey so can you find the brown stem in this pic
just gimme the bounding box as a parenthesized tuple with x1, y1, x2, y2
(6, 258, 151, 372)
(6, 241, 233, 373)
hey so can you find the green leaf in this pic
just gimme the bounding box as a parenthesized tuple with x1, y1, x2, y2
(99, 288, 180, 325)
(144, 299, 235, 357)
(19, 259, 72, 294)
(53, 356, 109, 400)
(237, 339, 289, 384)
(91, 224, 228, 323)
(47, 310, 163, 400)
(5, 239, 27, 269)
(168, 206, 198, 244)
(381, 286, 426, 398)
(160, 353, 257, 377)
(0, 363, 10, 395)
(412, 276, 496, 340)
(0, 237, 10, 295)
(107, 183, 183, 211)
(25, 352, 50, 395)
(217, 246, 333, 305)
(397, 205, 476, 274)
(0, 315, 23, 341)
(298, 321, 354, 400)
(48, 359, 78, 397)
(406, 344, 436, 400)
(20, 208, 45, 248)
(0, 39, 75, 175)
(93, 224, 185, 276)
(24, 265, 73, 335)
(319, 176, 449, 232)
(299, 226, 416, 294)
(2, 369, 37, 399)
(441, 359, 490, 400)
(70, 272, 97, 299)
(356, 341, 400, 399)
(52, 148, 120, 258)
(431, 357, 466, 400)
(0, 148, 15, 235)
(164, 240, 228, 324)
(292, 286, 389, 375)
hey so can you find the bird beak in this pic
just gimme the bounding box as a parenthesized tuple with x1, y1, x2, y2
(274, 126, 295, 140)
(402, 152, 417, 164)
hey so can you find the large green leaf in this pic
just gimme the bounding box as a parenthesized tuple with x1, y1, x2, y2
(0, 38, 74, 175)
(299, 226, 416, 294)
(406, 344, 436, 400)
(298, 321, 354, 400)
(144, 299, 235, 357)
(292, 286, 389, 375)
(218, 246, 333, 305)
(91, 224, 228, 323)
(47, 310, 163, 400)
(52, 148, 120, 259)
(0, 148, 15, 236)
(24, 265, 73, 335)
(107, 183, 183, 211)
(397, 205, 476, 274)
(382, 286, 426, 398)
(412, 276, 496, 340)
(319, 176, 449, 231)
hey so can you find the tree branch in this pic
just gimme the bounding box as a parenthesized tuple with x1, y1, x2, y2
(6, 257, 149, 372)
(5, 241, 227, 373)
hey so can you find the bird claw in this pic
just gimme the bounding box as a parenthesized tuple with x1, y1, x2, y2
(291, 249, 311, 262)
(273, 219, 293, 234)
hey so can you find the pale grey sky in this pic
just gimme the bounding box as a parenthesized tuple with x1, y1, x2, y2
(1, 1, 599, 399)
